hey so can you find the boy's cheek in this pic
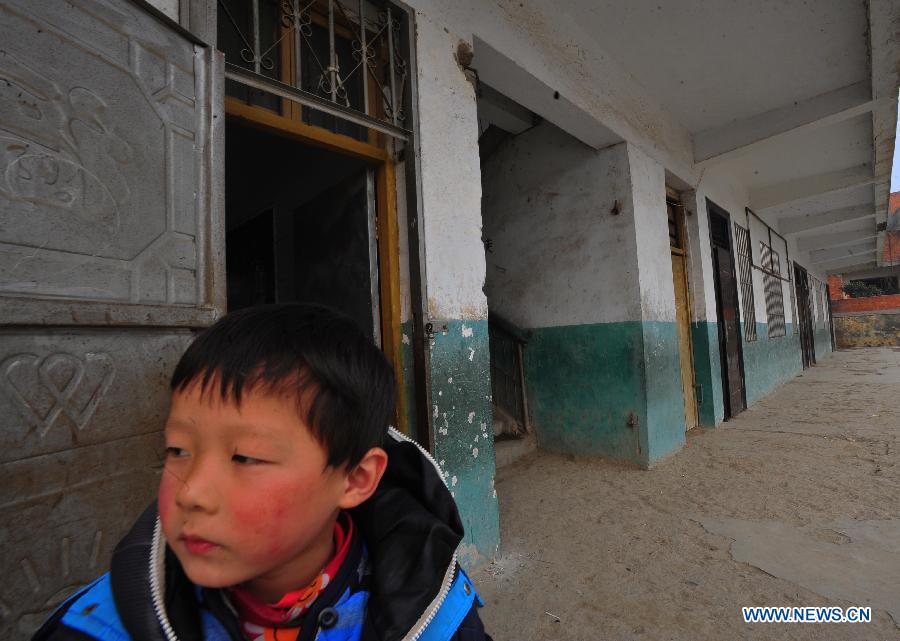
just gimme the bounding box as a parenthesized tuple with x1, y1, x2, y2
(157, 475, 177, 525)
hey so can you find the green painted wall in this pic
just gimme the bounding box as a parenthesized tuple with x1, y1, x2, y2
(641, 322, 686, 462)
(429, 320, 499, 565)
(741, 323, 801, 406)
(691, 321, 725, 427)
(524, 321, 684, 467)
(690, 320, 832, 422)
(814, 328, 833, 362)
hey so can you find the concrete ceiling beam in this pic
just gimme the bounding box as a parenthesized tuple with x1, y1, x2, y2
(810, 243, 877, 264)
(477, 84, 535, 135)
(751, 164, 875, 211)
(472, 37, 624, 151)
(868, 0, 900, 219)
(779, 205, 874, 236)
(796, 227, 879, 252)
(824, 256, 879, 273)
(693, 81, 873, 164)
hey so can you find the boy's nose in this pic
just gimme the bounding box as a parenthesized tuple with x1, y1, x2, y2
(174, 459, 220, 513)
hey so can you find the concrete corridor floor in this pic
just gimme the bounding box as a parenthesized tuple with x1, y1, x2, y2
(471, 347, 900, 641)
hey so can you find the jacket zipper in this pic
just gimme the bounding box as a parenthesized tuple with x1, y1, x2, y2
(149, 428, 458, 641)
(387, 428, 459, 641)
(150, 518, 180, 641)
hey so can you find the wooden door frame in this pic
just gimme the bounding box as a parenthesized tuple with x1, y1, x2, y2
(706, 199, 747, 419)
(223, 99, 407, 433)
(667, 188, 699, 430)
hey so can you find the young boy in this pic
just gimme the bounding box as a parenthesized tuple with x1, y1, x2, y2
(33, 304, 490, 641)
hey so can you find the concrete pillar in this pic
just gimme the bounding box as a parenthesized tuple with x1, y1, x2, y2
(628, 144, 686, 461)
(413, 20, 498, 565)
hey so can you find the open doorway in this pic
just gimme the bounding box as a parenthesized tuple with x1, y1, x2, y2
(225, 120, 381, 342)
(477, 85, 537, 447)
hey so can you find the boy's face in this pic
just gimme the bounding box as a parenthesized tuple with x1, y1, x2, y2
(159, 382, 350, 600)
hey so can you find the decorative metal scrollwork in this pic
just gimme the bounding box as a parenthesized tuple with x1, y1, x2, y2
(280, 0, 315, 36)
(218, 0, 410, 134)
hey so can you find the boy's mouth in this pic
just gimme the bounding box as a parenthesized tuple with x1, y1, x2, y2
(180, 534, 219, 555)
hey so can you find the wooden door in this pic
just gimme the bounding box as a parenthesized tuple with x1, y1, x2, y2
(715, 247, 746, 415)
(708, 204, 746, 418)
(794, 262, 816, 368)
(671, 254, 699, 429)
(667, 194, 698, 431)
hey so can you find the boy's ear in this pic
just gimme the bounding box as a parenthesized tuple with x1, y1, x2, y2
(337, 447, 388, 509)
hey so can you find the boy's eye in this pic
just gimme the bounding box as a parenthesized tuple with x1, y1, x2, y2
(166, 446, 189, 458)
(232, 453, 265, 465)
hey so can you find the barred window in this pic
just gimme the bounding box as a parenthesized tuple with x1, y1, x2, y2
(760, 242, 786, 338)
(733, 223, 757, 341)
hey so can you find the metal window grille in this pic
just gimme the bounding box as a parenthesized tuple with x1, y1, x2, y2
(667, 200, 682, 248)
(218, 0, 411, 140)
(733, 223, 757, 341)
(760, 242, 786, 338)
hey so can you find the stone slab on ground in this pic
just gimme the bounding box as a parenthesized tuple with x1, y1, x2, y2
(698, 517, 900, 625)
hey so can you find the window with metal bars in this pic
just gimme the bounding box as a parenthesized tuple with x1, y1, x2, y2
(733, 223, 757, 341)
(217, 0, 410, 141)
(760, 242, 786, 338)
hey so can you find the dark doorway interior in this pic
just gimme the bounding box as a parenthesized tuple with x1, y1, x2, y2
(225, 119, 379, 341)
(794, 262, 816, 369)
(707, 201, 746, 419)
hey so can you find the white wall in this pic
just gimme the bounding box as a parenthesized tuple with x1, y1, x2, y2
(410, 10, 487, 320)
(628, 144, 676, 323)
(481, 123, 642, 329)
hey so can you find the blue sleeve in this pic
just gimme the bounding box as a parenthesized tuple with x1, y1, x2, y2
(418, 568, 490, 641)
(58, 574, 130, 641)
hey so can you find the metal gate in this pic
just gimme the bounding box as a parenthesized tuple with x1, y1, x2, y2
(0, 1, 222, 636)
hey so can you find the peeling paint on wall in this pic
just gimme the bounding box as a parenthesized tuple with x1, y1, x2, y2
(429, 320, 499, 565)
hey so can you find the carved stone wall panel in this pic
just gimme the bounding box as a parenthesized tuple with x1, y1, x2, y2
(0, 463, 160, 638)
(0, 0, 207, 307)
(0, 330, 192, 465)
(0, 431, 163, 513)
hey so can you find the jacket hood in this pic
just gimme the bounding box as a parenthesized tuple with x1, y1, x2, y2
(108, 429, 465, 641)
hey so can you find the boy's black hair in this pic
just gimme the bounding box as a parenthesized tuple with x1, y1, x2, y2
(170, 303, 396, 468)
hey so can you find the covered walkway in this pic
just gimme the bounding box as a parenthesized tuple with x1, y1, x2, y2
(473, 348, 900, 640)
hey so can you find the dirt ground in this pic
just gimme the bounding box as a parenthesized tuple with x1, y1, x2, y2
(472, 347, 900, 641)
